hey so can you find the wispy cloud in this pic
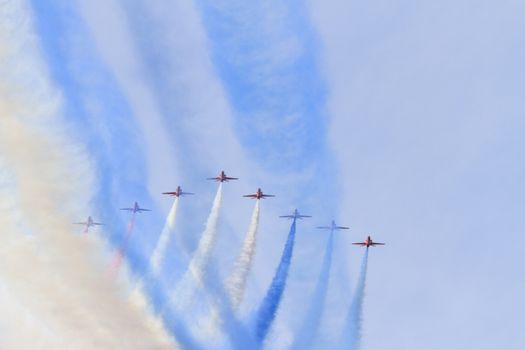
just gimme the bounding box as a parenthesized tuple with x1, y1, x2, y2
(77, 0, 180, 199)
(197, 0, 336, 178)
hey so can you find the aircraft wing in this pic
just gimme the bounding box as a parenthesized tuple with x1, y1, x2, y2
(93, 223, 104, 226)
(120, 208, 134, 211)
(243, 194, 257, 198)
(316, 226, 331, 230)
(371, 242, 385, 246)
(224, 177, 238, 181)
(163, 191, 194, 196)
(73, 222, 88, 225)
(337, 226, 350, 230)
(279, 215, 294, 218)
(207, 177, 219, 181)
(352, 242, 367, 246)
(137, 208, 151, 212)
(261, 194, 275, 198)
(299, 215, 312, 218)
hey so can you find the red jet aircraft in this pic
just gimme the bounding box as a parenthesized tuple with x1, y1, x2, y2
(162, 186, 194, 197)
(352, 236, 385, 248)
(207, 170, 239, 182)
(243, 188, 275, 199)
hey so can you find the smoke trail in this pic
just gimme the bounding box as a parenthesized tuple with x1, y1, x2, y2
(196, 201, 260, 347)
(171, 183, 223, 310)
(342, 249, 369, 349)
(129, 279, 203, 350)
(111, 211, 137, 272)
(0, 2, 175, 348)
(150, 197, 179, 275)
(226, 200, 261, 310)
(255, 219, 297, 343)
(291, 229, 335, 350)
(198, 257, 259, 350)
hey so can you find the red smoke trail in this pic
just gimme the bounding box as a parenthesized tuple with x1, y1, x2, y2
(111, 212, 137, 273)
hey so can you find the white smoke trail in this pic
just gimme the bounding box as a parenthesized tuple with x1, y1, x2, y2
(0, 2, 176, 348)
(225, 200, 261, 310)
(150, 197, 179, 275)
(171, 183, 223, 310)
(196, 200, 260, 344)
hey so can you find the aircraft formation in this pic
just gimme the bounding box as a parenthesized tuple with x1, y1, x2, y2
(73, 170, 384, 348)
(77, 170, 385, 248)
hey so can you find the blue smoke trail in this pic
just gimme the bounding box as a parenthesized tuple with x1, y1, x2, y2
(342, 248, 369, 349)
(255, 219, 297, 343)
(291, 229, 335, 349)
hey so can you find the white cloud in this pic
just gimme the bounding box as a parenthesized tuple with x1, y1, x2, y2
(0, 1, 175, 348)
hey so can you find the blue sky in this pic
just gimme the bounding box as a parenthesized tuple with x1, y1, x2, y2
(2, 0, 524, 349)
(312, 1, 525, 349)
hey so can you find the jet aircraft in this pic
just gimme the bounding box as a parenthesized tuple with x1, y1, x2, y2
(73, 216, 103, 232)
(316, 220, 349, 231)
(279, 209, 311, 220)
(207, 170, 238, 182)
(353, 236, 385, 248)
(243, 188, 275, 199)
(162, 186, 194, 197)
(120, 202, 151, 213)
